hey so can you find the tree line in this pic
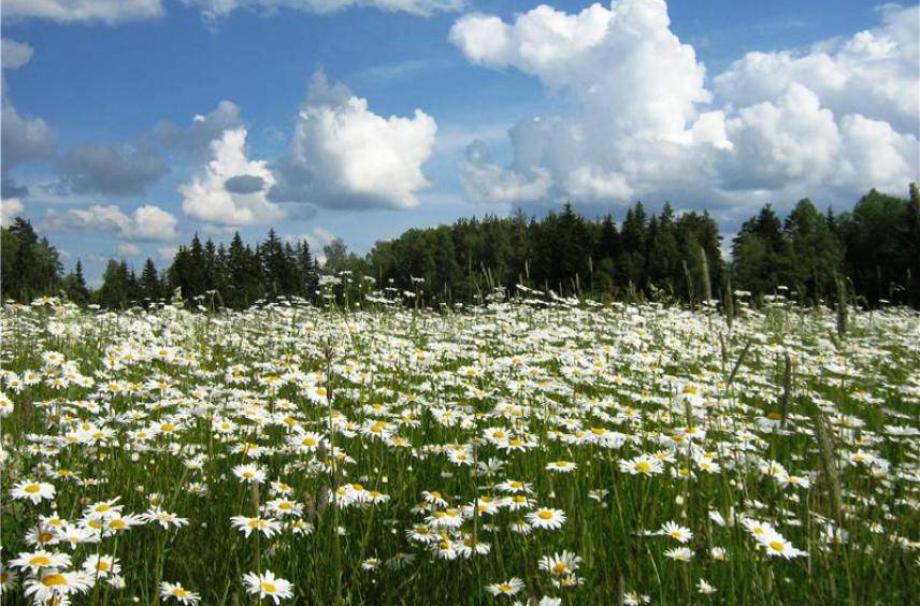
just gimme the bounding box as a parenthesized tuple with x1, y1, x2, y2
(2, 184, 918, 309)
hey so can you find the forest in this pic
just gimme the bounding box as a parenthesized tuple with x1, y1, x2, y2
(3, 185, 919, 309)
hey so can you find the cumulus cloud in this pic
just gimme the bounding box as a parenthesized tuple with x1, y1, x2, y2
(714, 5, 919, 133)
(116, 243, 142, 257)
(2, 0, 163, 24)
(154, 101, 243, 158)
(269, 71, 438, 210)
(1, 39, 33, 70)
(450, 0, 919, 211)
(184, 0, 463, 20)
(158, 246, 178, 261)
(1, 104, 56, 171)
(57, 138, 169, 196)
(1, 197, 25, 227)
(41, 204, 179, 241)
(180, 127, 285, 226)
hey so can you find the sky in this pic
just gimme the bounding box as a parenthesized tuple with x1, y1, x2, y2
(1, 0, 918, 284)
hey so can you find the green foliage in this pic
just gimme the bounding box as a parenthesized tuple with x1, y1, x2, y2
(3, 185, 919, 309)
(0, 218, 62, 302)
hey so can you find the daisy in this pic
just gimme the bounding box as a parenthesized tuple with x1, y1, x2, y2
(230, 516, 282, 538)
(243, 570, 293, 604)
(81, 554, 120, 579)
(526, 508, 566, 530)
(23, 569, 93, 604)
(619, 455, 664, 476)
(664, 547, 694, 562)
(757, 533, 808, 559)
(10, 550, 72, 574)
(538, 550, 582, 577)
(11, 480, 55, 505)
(161, 581, 201, 605)
(142, 507, 190, 529)
(660, 521, 693, 543)
(233, 463, 267, 484)
(697, 578, 717, 594)
(546, 460, 577, 473)
(486, 577, 525, 597)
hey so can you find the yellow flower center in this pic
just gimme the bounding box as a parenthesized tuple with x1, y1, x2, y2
(635, 461, 653, 473)
(552, 562, 568, 574)
(769, 540, 785, 552)
(538, 510, 553, 520)
(261, 582, 277, 593)
(42, 573, 67, 586)
(24, 484, 41, 494)
(30, 555, 52, 566)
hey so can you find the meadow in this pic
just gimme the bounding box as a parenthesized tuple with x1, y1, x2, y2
(1, 296, 918, 605)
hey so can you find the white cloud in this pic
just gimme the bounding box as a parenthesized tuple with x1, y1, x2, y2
(1, 104, 56, 170)
(284, 226, 336, 250)
(270, 71, 438, 209)
(450, 0, 919, 210)
(714, 5, 919, 132)
(180, 127, 285, 226)
(184, 0, 463, 20)
(1, 198, 24, 227)
(41, 204, 179, 241)
(460, 139, 552, 204)
(116, 243, 142, 257)
(1, 39, 33, 70)
(3, 0, 164, 24)
(158, 246, 178, 262)
(155, 100, 243, 158)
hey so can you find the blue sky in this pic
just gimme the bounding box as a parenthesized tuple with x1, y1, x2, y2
(1, 0, 917, 284)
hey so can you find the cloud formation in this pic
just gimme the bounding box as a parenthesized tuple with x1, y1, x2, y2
(1, 39, 33, 69)
(57, 138, 169, 196)
(1, 198, 25, 227)
(3, 0, 164, 24)
(184, 0, 463, 20)
(41, 204, 179, 241)
(269, 71, 438, 210)
(180, 127, 285, 226)
(1, 39, 55, 174)
(450, 0, 919, 211)
(154, 101, 243, 158)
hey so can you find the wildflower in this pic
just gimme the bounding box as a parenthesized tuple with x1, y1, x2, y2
(23, 569, 93, 604)
(486, 577, 525, 597)
(11, 480, 55, 505)
(546, 460, 577, 473)
(81, 554, 120, 579)
(243, 570, 293, 604)
(757, 533, 808, 559)
(620, 455, 664, 476)
(538, 551, 582, 577)
(664, 547, 694, 562)
(11, 550, 72, 574)
(697, 578, 717, 594)
(142, 507, 190, 529)
(660, 521, 693, 543)
(710, 547, 727, 561)
(230, 516, 282, 538)
(233, 463, 267, 484)
(526, 508, 566, 530)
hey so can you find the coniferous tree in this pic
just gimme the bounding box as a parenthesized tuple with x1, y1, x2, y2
(139, 258, 161, 304)
(62, 260, 90, 305)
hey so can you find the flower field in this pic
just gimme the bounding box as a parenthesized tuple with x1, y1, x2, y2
(1, 299, 919, 605)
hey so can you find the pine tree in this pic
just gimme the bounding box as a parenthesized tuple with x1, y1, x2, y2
(62, 259, 90, 305)
(140, 258, 161, 304)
